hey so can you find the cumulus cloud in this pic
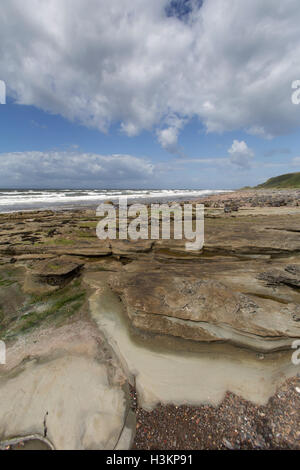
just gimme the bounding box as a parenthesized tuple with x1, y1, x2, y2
(228, 140, 254, 169)
(156, 115, 186, 156)
(157, 127, 179, 151)
(1, 0, 300, 151)
(0, 151, 155, 188)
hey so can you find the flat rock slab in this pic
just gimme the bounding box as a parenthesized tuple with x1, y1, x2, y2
(31, 256, 83, 277)
(23, 256, 84, 293)
(110, 240, 154, 255)
(0, 355, 130, 450)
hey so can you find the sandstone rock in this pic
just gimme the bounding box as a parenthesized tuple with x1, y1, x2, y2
(87, 280, 300, 410)
(23, 256, 83, 293)
(0, 355, 131, 450)
(110, 239, 154, 256)
(31, 256, 83, 278)
(258, 266, 300, 289)
(109, 272, 300, 351)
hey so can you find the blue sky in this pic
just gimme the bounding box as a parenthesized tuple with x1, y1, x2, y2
(0, 0, 300, 189)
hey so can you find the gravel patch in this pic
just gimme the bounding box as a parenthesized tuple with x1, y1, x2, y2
(132, 377, 300, 450)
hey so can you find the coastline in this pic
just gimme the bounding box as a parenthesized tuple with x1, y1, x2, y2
(0, 188, 233, 214)
(0, 188, 299, 450)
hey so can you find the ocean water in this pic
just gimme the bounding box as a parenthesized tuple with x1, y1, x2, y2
(0, 189, 232, 213)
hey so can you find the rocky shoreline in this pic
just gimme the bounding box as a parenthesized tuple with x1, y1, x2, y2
(196, 188, 300, 208)
(0, 189, 299, 450)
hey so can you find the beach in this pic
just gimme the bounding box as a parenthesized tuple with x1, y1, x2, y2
(0, 188, 299, 450)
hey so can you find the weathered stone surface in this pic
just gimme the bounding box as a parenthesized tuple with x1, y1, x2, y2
(258, 265, 300, 289)
(0, 321, 135, 450)
(109, 272, 300, 351)
(110, 239, 154, 256)
(0, 355, 129, 450)
(87, 278, 300, 410)
(23, 256, 83, 293)
(58, 244, 111, 257)
(31, 256, 83, 278)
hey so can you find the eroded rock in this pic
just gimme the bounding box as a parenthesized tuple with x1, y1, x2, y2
(23, 256, 83, 294)
(0, 321, 135, 450)
(0, 355, 130, 450)
(109, 272, 300, 351)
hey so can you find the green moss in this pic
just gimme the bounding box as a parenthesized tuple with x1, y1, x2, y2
(48, 238, 75, 246)
(47, 263, 61, 271)
(0, 275, 16, 287)
(16, 291, 85, 333)
(79, 222, 98, 228)
(2, 279, 86, 340)
(75, 230, 96, 239)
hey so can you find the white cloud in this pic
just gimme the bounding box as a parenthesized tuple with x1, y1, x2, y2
(1, 0, 300, 151)
(228, 140, 254, 169)
(157, 127, 179, 150)
(247, 126, 272, 140)
(292, 157, 300, 167)
(157, 115, 186, 156)
(0, 151, 155, 188)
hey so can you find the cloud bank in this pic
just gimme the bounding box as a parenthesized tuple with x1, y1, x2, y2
(0, 152, 154, 188)
(1, 0, 300, 150)
(0, 148, 298, 189)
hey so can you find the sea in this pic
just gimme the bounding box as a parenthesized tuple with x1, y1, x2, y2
(0, 189, 232, 213)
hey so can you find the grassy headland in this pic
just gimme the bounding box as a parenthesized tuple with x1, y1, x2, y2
(256, 172, 300, 189)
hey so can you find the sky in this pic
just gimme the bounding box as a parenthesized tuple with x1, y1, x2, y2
(0, 0, 300, 189)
